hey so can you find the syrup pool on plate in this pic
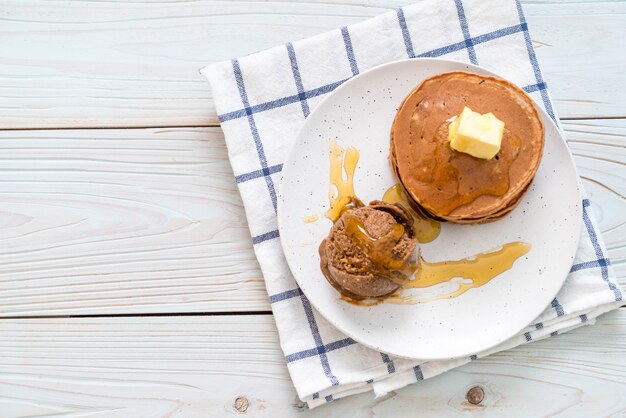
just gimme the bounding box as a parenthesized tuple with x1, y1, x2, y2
(382, 183, 441, 243)
(392, 242, 531, 304)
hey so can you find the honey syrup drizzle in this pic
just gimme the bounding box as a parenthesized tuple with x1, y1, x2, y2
(402, 242, 531, 301)
(302, 214, 319, 223)
(382, 184, 441, 243)
(344, 214, 414, 277)
(326, 139, 360, 222)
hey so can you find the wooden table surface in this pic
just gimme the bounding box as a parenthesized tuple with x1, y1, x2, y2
(1, 1, 624, 417)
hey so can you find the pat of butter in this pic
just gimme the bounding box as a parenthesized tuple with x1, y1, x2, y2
(448, 106, 505, 160)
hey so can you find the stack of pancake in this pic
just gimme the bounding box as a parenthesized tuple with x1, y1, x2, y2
(389, 72, 544, 224)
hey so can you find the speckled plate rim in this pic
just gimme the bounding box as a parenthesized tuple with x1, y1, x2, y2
(277, 58, 582, 360)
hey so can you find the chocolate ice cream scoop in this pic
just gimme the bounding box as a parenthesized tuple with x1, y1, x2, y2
(319, 201, 418, 300)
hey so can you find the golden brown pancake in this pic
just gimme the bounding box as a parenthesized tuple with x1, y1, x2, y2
(390, 127, 530, 223)
(389, 72, 544, 223)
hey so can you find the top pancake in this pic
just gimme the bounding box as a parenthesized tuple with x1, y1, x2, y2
(390, 71, 544, 222)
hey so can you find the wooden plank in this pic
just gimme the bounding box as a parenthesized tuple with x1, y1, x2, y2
(565, 119, 626, 281)
(0, 121, 623, 316)
(526, 2, 626, 120)
(0, 127, 269, 316)
(0, 310, 624, 417)
(0, 1, 624, 129)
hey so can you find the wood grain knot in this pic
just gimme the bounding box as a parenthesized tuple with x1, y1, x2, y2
(466, 386, 484, 405)
(293, 398, 308, 410)
(234, 396, 249, 413)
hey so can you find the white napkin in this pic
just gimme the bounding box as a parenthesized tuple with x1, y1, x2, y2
(201, 0, 623, 408)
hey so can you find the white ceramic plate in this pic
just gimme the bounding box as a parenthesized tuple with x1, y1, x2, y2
(277, 59, 581, 360)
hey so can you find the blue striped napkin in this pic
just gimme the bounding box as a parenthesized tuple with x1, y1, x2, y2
(202, 0, 623, 408)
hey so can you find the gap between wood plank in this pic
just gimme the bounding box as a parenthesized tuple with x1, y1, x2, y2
(0, 311, 274, 320)
(0, 125, 223, 132)
(1, 116, 625, 132)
